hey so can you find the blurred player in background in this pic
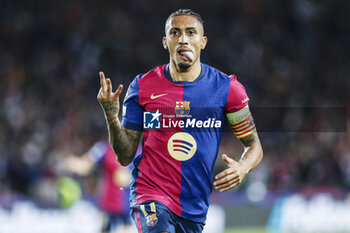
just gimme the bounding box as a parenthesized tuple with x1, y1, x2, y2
(97, 9, 263, 233)
(65, 140, 135, 233)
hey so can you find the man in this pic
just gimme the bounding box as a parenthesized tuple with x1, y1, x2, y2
(65, 140, 135, 233)
(97, 9, 263, 233)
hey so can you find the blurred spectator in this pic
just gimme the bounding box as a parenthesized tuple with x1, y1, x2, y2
(65, 140, 134, 233)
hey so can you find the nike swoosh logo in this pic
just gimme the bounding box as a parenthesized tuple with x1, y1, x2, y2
(150, 93, 168, 99)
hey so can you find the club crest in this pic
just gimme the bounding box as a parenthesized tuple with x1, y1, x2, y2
(175, 101, 190, 117)
(146, 213, 158, 226)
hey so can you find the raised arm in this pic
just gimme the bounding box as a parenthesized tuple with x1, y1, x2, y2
(97, 72, 141, 166)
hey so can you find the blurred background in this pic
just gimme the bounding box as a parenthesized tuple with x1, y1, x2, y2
(0, 0, 349, 232)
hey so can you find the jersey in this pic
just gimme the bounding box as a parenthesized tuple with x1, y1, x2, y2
(121, 63, 249, 223)
(88, 141, 130, 214)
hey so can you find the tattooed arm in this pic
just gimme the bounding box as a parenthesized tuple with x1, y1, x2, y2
(107, 119, 141, 166)
(213, 115, 263, 192)
(97, 72, 141, 166)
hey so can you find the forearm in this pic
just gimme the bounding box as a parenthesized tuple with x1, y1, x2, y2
(65, 154, 95, 176)
(106, 119, 134, 165)
(238, 132, 263, 173)
(97, 72, 140, 165)
(103, 101, 139, 166)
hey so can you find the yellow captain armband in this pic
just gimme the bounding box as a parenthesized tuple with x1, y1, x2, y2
(226, 105, 256, 138)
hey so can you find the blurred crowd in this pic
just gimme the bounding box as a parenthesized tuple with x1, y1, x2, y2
(0, 0, 349, 205)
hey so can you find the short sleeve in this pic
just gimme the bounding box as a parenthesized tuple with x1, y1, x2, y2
(225, 74, 250, 113)
(121, 74, 143, 131)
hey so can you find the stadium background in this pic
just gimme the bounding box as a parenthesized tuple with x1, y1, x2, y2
(0, 0, 349, 232)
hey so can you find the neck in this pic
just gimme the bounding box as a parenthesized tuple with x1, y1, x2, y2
(169, 59, 201, 82)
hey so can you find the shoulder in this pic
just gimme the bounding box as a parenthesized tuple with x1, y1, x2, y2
(137, 64, 167, 81)
(131, 64, 167, 91)
(228, 74, 246, 93)
(127, 65, 166, 91)
(225, 74, 249, 112)
(203, 63, 245, 87)
(204, 65, 250, 112)
(203, 64, 233, 82)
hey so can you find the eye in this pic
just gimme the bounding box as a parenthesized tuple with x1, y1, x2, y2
(188, 30, 196, 36)
(171, 31, 179, 35)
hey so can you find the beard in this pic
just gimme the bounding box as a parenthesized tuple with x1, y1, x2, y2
(177, 62, 191, 71)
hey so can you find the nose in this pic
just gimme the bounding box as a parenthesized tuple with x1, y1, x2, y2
(179, 33, 188, 44)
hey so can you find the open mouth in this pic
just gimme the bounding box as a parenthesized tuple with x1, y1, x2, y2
(177, 48, 194, 62)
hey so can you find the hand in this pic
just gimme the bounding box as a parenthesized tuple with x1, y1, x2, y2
(64, 155, 94, 176)
(97, 71, 123, 122)
(213, 154, 249, 192)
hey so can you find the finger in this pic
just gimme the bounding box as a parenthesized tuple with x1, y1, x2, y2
(214, 173, 233, 185)
(222, 154, 234, 166)
(215, 178, 239, 190)
(217, 181, 237, 190)
(215, 168, 234, 180)
(112, 84, 123, 101)
(220, 181, 240, 192)
(115, 84, 123, 96)
(106, 78, 112, 94)
(97, 88, 103, 101)
(214, 173, 238, 186)
(99, 71, 107, 91)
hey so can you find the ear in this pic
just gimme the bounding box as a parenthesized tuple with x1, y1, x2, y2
(201, 36, 207, 50)
(162, 37, 168, 50)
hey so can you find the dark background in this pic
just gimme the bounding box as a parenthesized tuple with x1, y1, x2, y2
(1, 0, 349, 209)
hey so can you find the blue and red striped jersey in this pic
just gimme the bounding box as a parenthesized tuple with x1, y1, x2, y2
(121, 63, 249, 223)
